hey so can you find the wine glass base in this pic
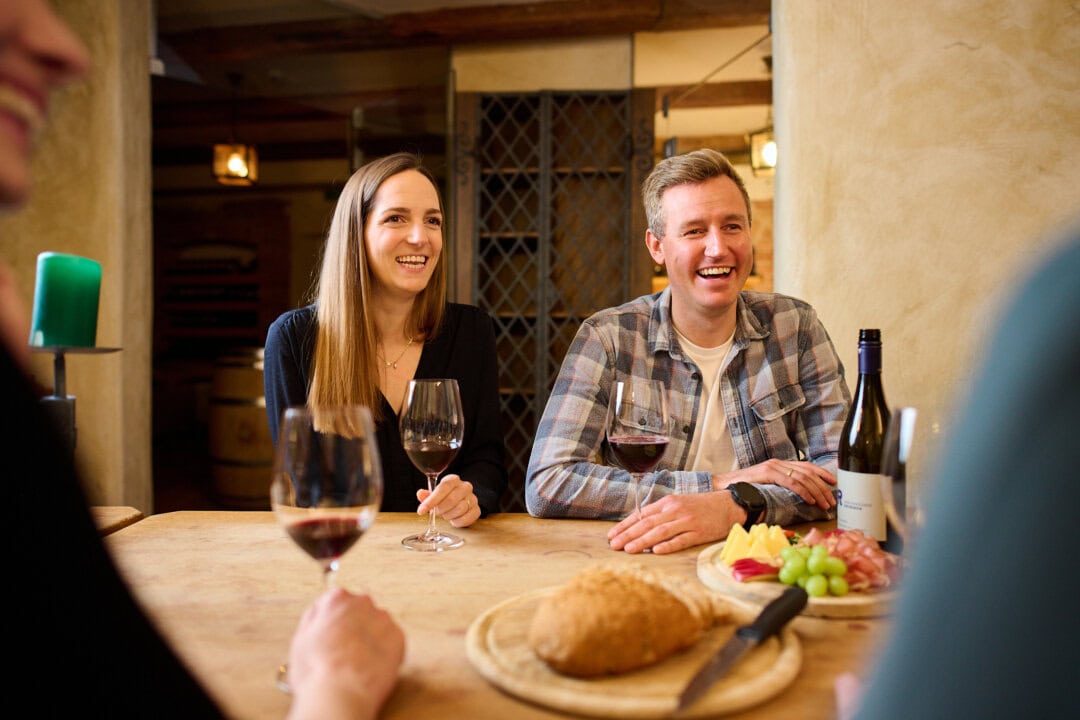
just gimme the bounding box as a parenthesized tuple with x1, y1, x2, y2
(401, 531, 464, 552)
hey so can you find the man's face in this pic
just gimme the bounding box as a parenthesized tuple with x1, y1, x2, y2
(645, 175, 753, 340)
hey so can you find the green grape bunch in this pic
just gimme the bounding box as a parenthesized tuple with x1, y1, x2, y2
(777, 544, 849, 597)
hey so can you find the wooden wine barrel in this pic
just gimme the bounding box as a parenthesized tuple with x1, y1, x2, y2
(209, 348, 273, 509)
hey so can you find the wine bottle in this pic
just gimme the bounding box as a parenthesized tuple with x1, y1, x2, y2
(837, 329, 903, 553)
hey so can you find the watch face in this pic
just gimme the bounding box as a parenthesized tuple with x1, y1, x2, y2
(729, 483, 762, 531)
(732, 482, 763, 507)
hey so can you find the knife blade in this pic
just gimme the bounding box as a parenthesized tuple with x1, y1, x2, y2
(676, 585, 808, 714)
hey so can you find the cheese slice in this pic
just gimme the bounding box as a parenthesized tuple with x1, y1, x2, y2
(721, 524, 750, 565)
(766, 525, 790, 556)
(747, 536, 774, 560)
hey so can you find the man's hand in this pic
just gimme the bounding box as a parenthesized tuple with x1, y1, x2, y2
(606, 491, 746, 555)
(287, 588, 404, 720)
(712, 459, 837, 509)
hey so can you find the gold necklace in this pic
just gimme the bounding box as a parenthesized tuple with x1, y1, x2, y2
(378, 337, 414, 369)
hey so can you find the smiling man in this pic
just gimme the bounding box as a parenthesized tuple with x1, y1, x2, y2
(526, 149, 851, 554)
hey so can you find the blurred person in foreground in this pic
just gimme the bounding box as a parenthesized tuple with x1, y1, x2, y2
(527, 149, 851, 553)
(837, 223, 1080, 719)
(2, 3, 403, 718)
(264, 152, 508, 524)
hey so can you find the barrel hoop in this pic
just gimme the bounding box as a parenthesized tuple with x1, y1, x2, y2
(210, 396, 266, 408)
(216, 359, 264, 370)
(211, 457, 273, 468)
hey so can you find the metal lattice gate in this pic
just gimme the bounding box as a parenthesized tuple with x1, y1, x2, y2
(457, 90, 651, 512)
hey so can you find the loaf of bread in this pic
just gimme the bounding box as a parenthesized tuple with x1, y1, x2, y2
(527, 563, 726, 677)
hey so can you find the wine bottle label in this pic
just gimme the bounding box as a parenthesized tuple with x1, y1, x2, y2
(837, 469, 887, 541)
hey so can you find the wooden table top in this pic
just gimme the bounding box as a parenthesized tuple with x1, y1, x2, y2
(106, 511, 890, 719)
(91, 506, 144, 535)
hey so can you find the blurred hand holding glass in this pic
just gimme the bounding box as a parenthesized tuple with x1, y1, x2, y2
(270, 405, 383, 691)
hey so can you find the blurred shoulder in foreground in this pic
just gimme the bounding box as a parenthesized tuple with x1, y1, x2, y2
(854, 223, 1080, 719)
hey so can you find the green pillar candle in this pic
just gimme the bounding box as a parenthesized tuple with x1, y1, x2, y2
(29, 252, 102, 348)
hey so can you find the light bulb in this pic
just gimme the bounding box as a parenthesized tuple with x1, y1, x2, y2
(226, 152, 249, 177)
(761, 140, 778, 168)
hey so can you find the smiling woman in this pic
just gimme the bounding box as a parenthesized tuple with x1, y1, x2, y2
(263, 152, 509, 522)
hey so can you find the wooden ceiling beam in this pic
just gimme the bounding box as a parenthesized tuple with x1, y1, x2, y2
(153, 88, 446, 128)
(153, 133, 445, 167)
(153, 141, 346, 166)
(655, 79, 772, 112)
(655, 134, 749, 154)
(153, 84, 769, 157)
(161, 0, 770, 64)
(154, 119, 349, 146)
(155, 82, 767, 131)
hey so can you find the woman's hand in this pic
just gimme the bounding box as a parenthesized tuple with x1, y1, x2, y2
(416, 474, 481, 528)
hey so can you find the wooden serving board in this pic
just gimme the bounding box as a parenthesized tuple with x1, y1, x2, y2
(696, 542, 897, 619)
(465, 587, 801, 719)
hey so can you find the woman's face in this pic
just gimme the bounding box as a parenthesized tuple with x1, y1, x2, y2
(363, 169, 443, 303)
(0, 0, 88, 207)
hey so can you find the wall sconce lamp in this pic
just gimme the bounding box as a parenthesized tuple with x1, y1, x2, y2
(213, 143, 258, 186)
(213, 73, 258, 186)
(749, 126, 777, 177)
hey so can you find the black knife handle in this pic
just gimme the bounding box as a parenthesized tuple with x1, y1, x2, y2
(736, 586, 809, 643)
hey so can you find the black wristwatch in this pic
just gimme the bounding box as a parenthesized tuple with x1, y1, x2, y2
(728, 482, 767, 531)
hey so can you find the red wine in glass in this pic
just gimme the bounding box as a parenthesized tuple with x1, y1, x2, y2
(609, 435, 670, 474)
(285, 516, 365, 563)
(399, 379, 466, 552)
(605, 379, 672, 520)
(403, 439, 461, 476)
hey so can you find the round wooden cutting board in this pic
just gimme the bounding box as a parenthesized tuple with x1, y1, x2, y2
(465, 587, 801, 719)
(696, 542, 897, 619)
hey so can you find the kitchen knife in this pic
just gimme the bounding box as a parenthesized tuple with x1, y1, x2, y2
(676, 585, 808, 713)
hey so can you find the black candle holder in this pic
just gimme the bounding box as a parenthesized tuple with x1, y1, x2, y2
(30, 345, 121, 456)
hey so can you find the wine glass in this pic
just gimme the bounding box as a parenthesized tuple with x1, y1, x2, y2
(879, 406, 922, 546)
(270, 404, 383, 691)
(399, 378, 466, 552)
(605, 379, 672, 519)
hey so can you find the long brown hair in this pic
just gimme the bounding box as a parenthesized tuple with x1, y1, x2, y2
(308, 153, 446, 425)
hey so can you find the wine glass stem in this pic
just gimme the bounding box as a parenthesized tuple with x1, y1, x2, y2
(634, 474, 644, 519)
(323, 559, 339, 589)
(425, 473, 439, 538)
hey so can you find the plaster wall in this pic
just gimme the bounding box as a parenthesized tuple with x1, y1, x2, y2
(0, 0, 152, 510)
(773, 0, 1080, 498)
